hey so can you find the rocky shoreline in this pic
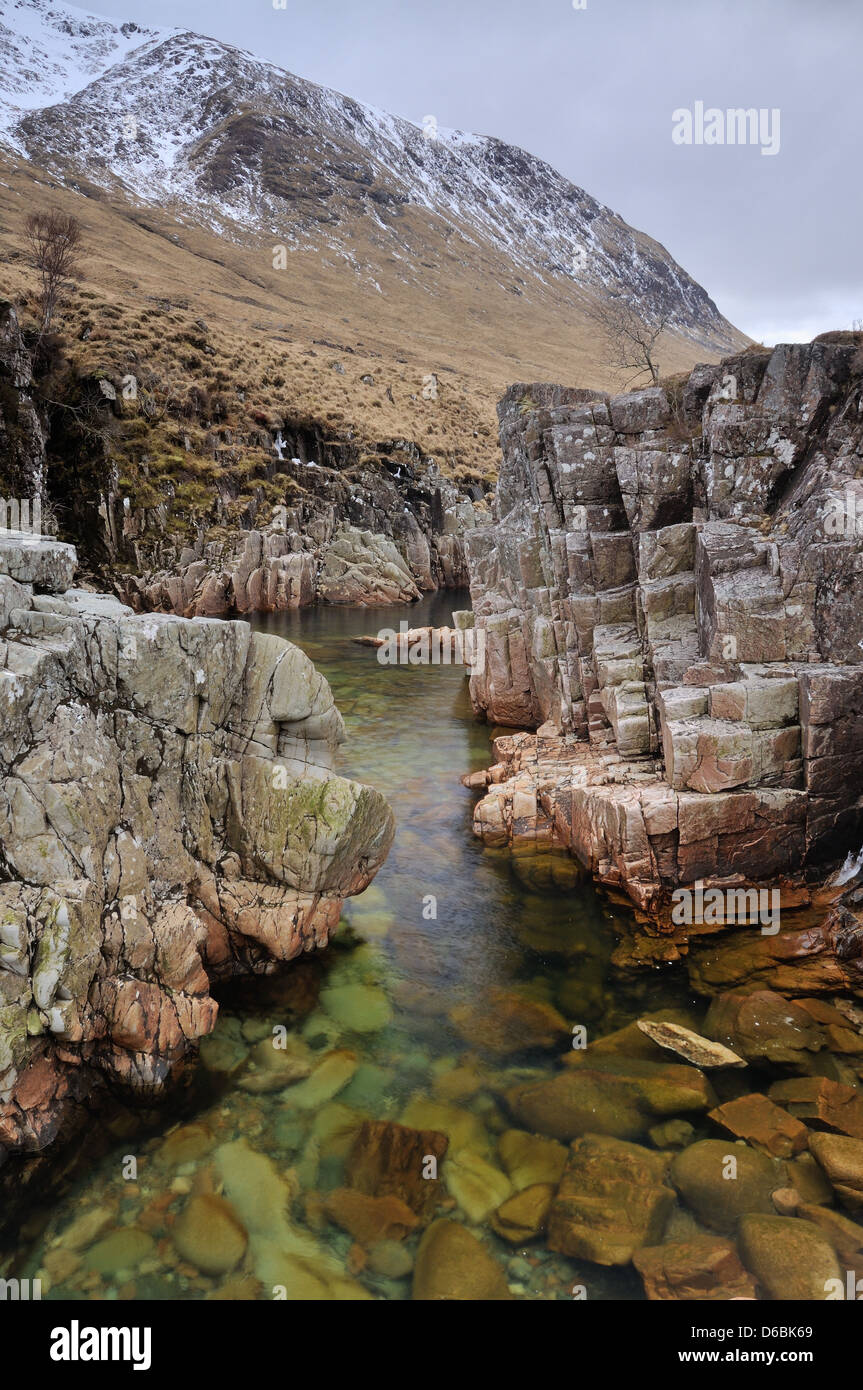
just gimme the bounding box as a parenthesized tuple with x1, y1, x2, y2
(0, 530, 393, 1169)
(465, 341, 863, 917)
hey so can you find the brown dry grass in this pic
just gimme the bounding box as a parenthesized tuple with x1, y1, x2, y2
(0, 149, 746, 543)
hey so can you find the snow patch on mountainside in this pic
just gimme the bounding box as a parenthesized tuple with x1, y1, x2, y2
(0, 0, 743, 353)
(0, 0, 166, 127)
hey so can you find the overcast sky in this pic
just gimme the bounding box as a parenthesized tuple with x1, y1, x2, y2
(88, 0, 861, 344)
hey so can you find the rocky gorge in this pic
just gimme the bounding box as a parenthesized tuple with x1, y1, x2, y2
(0, 298, 484, 619)
(117, 455, 480, 618)
(6, 303, 863, 1303)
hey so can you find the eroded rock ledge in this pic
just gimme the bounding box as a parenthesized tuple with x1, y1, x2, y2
(0, 532, 394, 1158)
(466, 340, 863, 918)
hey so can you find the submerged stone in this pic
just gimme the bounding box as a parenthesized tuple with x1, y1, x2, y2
(737, 1215, 841, 1300)
(154, 1122, 215, 1169)
(709, 1092, 809, 1159)
(633, 1236, 757, 1301)
(173, 1194, 248, 1275)
(491, 1184, 555, 1243)
(808, 1132, 863, 1211)
(320, 982, 393, 1034)
(670, 1139, 782, 1232)
(449, 989, 569, 1056)
(497, 1129, 568, 1191)
(547, 1134, 675, 1266)
(83, 1228, 156, 1276)
(443, 1148, 513, 1224)
(323, 1188, 419, 1245)
(347, 1119, 448, 1221)
(413, 1220, 512, 1300)
(281, 1049, 359, 1110)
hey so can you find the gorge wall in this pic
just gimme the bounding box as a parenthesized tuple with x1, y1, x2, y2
(466, 338, 863, 924)
(0, 300, 482, 618)
(0, 530, 394, 1165)
(117, 448, 479, 617)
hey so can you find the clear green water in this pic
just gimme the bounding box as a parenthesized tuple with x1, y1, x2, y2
(13, 590, 696, 1301)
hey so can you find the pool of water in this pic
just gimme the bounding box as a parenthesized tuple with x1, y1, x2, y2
(11, 590, 701, 1301)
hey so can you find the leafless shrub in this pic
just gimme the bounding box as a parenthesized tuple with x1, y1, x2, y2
(24, 210, 82, 333)
(585, 288, 672, 388)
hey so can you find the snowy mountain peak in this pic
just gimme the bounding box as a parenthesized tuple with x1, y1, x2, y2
(0, 0, 168, 122)
(0, 0, 744, 356)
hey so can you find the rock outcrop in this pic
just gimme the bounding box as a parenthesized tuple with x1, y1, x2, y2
(114, 451, 480, 615)
(0, 301, 482, 615)
(466, 341, 863, 916)
(0, 300, 46, 503)
(0, 531, 394, 1159)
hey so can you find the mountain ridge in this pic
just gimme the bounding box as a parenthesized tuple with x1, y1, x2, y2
(0, 0, 743, 358)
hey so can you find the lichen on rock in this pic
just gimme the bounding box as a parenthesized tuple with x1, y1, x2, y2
(0, 531, 394, 1158)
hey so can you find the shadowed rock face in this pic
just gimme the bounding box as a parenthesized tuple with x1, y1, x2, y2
(117, 461, 480, 616)
(466, 340, 863, 911)
(0, 533, 394, 1158)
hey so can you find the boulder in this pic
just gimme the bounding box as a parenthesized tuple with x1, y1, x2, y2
(670, 1139, 782, 1232)
(546, 1134, 675, 1265)
(737, 1215, 841, 1300)
(412, 1220, 512, 1300)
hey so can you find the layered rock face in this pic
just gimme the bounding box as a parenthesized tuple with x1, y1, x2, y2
(0, 301, 480, 615)
(115, 451, 480, 616)
(0, 301, 46, 503)
(467, 340, 863, 912)
(0, 532, 394, 1158)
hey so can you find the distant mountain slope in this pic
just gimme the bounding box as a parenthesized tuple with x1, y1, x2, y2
(0, 0, 163, 122)
(0, 0, 744, 359)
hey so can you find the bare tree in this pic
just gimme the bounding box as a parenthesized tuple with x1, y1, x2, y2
(24, 210, 82, 333)
(585, 288, 672, 388)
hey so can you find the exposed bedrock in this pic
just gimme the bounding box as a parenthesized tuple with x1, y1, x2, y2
(466, 340, 863, 918)
(116, 455, 481, 615)
(0, 532, 394, 1159)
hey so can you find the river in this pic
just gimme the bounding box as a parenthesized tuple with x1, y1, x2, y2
(13, 590, 700, 1302)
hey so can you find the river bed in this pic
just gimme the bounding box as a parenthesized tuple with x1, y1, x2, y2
(11, 591, 729, 1301)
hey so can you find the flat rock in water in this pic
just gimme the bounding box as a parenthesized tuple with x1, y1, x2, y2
(708, 1092, 809, 1159)
(637, 1019, 746, 1068)
(633, 1236, 758, 1301)
(547, 1134, 675, 1266)
(347, 1119, 448, 1221)
(737, 1215, 841, 1300)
